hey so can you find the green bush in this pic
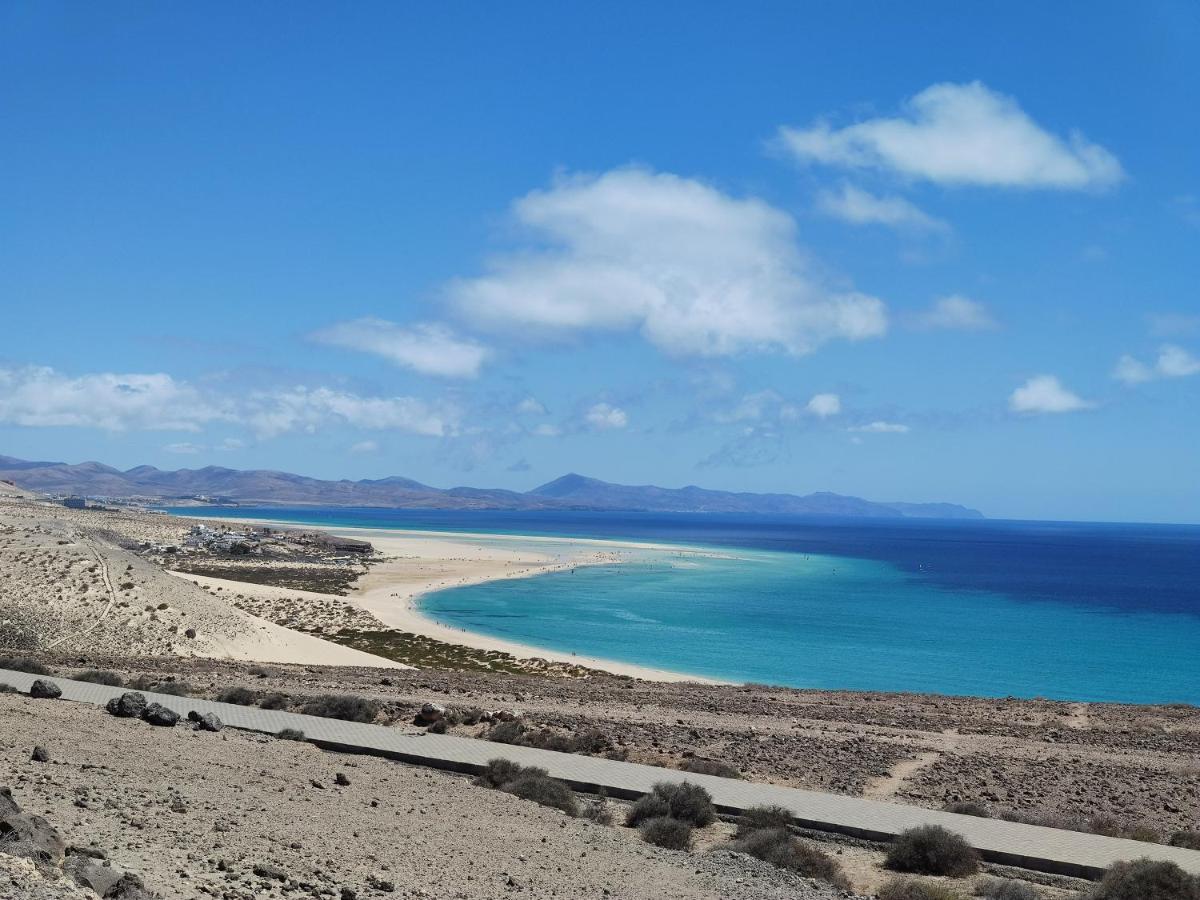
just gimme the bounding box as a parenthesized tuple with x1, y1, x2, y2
(300, 694, 380, 723)
(476, 758, 525, 789)
(728, 828, 850, 890)
(487, 720, 526, 744)
(736, 804, 793, 837)
(626, 792, 671, 827)
(0, 655, 52, 675)
(885, 825, 979, 877)
(74, 670, 123, 686)
(216, 686, 256, 705)
(1088, 859, 1200, 900)
(258, 692, 289, 710)
(879, 877, 964, 900)
(639, 817, 693, 850)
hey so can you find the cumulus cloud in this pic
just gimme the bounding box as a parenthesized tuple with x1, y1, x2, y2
(449, 167, 886, 357)
(0, 365, 455, 439)
(584, 402, 628, 430)
(911, 295, 998, 331)
(1117, 345, 1200, 383)
(515, 396, 548, 415)
(805, 393, 841, 418)
(1009, 375, 1093, 414)
(0, 366, 228, 431)
(816, 184, 946, 231)
(312, 318, 489, 378)
(779, 82, 1123, 190)
(848, 420, 910, 433)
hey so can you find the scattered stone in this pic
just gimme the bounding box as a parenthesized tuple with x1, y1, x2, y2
(141, 702, 180, 727)
(417, 702, 445, 723)
(367, 876, 395, 892)
(253, 862, 287, 881)
(106, 692, 148, 718)
(195, 712, 223, 732)
(335, 772, 350, 787)
(0, 785, 66, 867)
(310, 779, 326, 790)
(31, 745, 49, 763)
(340, 888, 357, 900)
(184, 628, 197, 639)
(29, 679, 62, 699)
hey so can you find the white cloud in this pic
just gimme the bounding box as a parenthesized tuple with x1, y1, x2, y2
(805, 393, 841, 418)
(515, 396, 548, 415)
(584, 402, 628, 430)
(779, 81, 1123, 190)
(532, 423, 562, 437)
(244, 387, 452, 438)
(1113, 354, 1154, 385)
(349, 440, 380, 454)
(217, 438, 245, 451)
(848, 420, 910, 433)
(912, 295, 998, 331)
(714, 390, 783, 424)
(164, 442, 203, 454)
(0, 366, 228, 431)
(816, 184, 946, 231)
(1156, 344, 1200, 378)
(312, 318, 489, 378)
(449, 167, 886, 357)
(1113, 345, 1200, 385)
(1009, 375, 1093, 414)
(0, 364, 455, 439)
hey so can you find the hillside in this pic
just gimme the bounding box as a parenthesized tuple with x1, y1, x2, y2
(0, 455, 983, 518)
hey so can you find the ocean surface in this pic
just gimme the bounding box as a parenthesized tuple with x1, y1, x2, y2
(171, 507, 1200, 704)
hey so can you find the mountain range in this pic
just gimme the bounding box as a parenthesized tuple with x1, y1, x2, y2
(0, 454, 983, 519)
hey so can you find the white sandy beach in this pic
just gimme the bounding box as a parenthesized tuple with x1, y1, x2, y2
(191, 516, 730, 682)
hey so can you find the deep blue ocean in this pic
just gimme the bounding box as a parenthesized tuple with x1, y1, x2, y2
(170, 507, 1200, 704)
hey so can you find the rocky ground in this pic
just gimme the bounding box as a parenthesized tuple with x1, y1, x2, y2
(1, 691, 869, 900)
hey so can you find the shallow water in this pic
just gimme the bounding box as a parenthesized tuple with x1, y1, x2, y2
(175, 508, 1200, 703)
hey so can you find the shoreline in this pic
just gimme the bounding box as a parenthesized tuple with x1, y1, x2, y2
(177, 513, 733, 684)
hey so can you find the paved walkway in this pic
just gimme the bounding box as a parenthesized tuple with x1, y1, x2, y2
(3, 668, 1198, 880)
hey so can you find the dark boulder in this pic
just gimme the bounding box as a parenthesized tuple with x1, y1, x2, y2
(140, 703, 179, 727)
(0, 786, 66, 867)
(106, 692, 148, 718)
(30, 745, 49, 763)
(195, 712, 223, 732)
(29, 679, 62, 699)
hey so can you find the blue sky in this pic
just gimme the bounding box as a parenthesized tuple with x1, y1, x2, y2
(2, 2, 1198, 523)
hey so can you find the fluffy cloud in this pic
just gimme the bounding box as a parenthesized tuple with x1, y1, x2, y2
(449, 167, 886, 357)
(584, 402, 628, 430)
(1009, 375, 1093, 414)
(816, 184, 946, 231)
(349, 440, 380, 453)
(0, 365, 454, 439)
(848, 420, 910, 433)
(1116, 345, 1200, 384)
(0, 366, 228, 431)
(515, 396, 548, 415)
(912, 295, 998, 331)
(779, 82, 1122, 190)
(312, 318, 488, 378)
(805, 393, 841, 418)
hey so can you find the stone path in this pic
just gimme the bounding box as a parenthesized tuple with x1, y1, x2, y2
(3, 668, 1198, 880)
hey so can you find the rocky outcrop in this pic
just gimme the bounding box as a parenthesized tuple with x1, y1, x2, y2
(28, 680, 62, 700)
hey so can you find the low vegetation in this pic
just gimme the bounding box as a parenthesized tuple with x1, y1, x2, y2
(1170, 831, 1200, 850)
(626, 782, 715, 828)
(735, 804, 793, 837)
(299, 694, 380, 723)
(679, 757, 741, 779)
(639, 816, 693, 850)
(474, 758, 579, 816)
(885, 825, 980, 877)
(943, 800, 990, 818)
(73, 669, 124, 686)
(727, 827, 851, 890)
(1086, 858, 1200, 900)
(973, 877, 1040, 899)
(0, 655, 52, 675)
(485, 720, 615, 756)
(276, 728, 306, 741)
(878, 877, 964, 900)
(258, 692, 289, 710)
(216, 686, 257, 705)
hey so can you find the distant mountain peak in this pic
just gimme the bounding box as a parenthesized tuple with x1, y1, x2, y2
(0, 455, 983, 519)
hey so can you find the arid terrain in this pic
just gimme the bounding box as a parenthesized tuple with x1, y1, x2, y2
(1, 490, 1197, 899)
